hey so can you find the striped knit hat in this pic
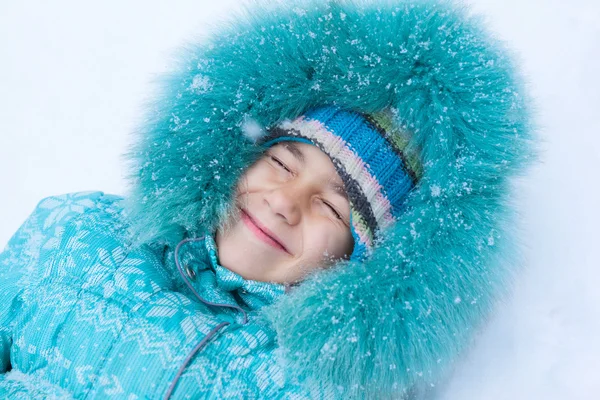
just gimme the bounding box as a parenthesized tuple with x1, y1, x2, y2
(258, 105, 423, 261)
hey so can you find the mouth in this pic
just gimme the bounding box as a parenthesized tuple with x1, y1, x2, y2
(240, 209, 290, 255)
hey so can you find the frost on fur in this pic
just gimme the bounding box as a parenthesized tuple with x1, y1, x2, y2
(241, 117, 266, 143)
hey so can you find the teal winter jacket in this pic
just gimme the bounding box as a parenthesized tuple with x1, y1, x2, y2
(0, 191, 332, 399)
(1, 0, 536, 398)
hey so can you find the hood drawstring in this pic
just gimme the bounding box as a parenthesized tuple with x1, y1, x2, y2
(163, 237, 249, 400)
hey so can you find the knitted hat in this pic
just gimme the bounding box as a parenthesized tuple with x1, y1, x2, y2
(258, 105, 423, 261)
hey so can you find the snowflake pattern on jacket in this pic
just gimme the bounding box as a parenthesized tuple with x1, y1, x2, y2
(0, 191, 335, 399)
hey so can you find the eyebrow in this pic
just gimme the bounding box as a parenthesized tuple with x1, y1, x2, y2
(282, 141, 305, 164)
(282, 142, 348, 199)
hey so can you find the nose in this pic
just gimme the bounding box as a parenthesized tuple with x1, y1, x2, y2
(264, 182, 303, 225)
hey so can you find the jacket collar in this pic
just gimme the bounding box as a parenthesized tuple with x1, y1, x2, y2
(158, 232, 286, 312)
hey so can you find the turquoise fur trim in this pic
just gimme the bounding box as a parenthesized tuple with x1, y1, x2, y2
(122, 0, 538, 397)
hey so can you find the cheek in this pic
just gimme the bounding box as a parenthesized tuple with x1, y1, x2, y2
(302, 226, 350, 262)
(235, 162, 271, 194)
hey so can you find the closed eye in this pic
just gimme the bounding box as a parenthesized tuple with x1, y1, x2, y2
(270, 156, 291, 173)
(323, 200, 343, 220)
(269, 153, 345, 223)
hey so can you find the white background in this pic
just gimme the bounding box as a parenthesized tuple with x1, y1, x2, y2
(1, 1, 598, 398)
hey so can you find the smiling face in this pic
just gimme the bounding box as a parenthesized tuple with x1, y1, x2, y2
(215, 141, 354, 284)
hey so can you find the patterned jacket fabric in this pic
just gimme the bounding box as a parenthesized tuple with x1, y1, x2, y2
(0, 191, 333, 399)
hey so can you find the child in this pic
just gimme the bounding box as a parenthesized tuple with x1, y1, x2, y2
(0, 1, 535, 399)
(215, 107, 422, 285)
(215, 138, 357, 285)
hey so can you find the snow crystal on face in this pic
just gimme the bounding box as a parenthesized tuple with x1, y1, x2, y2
(189, 74, 212, 94)
(454, 296, 462, 304)
(431, 184, 441, 197)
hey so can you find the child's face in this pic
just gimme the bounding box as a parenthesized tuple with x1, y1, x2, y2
(215, 141, 354, 284)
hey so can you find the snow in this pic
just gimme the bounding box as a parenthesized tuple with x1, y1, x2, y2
(1, 0, 598, 399)
(189, 74, 212, 94)
(241, 117, 265, 142)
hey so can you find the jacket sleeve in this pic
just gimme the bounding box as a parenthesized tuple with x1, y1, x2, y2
(0, 196, 56, 373)
(0, 191, 106, 373)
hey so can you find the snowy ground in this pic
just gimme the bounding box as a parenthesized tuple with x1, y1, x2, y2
(1, 1, 598, 399)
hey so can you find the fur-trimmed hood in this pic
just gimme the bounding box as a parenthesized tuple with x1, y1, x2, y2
(122, 0, 537, 398)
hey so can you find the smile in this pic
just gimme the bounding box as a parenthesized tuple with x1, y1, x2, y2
(241, 209, 290, 254)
